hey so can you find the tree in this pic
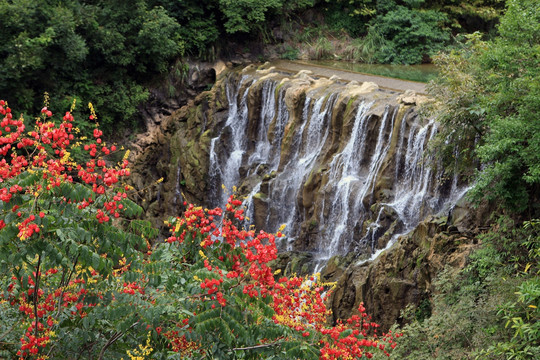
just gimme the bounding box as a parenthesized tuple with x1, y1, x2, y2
(428, 0, 540, 213)
(369, 1, 451, 64)
(0, 98, 156, 358)
(0, 0, 184, 133)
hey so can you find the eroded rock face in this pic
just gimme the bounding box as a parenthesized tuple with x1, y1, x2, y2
(326, 199, 491, 330)
(204, 65, 466, 264)
(130, 63, 229, 231)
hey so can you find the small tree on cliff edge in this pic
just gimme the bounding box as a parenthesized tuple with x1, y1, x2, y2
(428, 0, 540, 214)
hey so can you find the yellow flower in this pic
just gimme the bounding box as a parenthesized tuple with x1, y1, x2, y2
(70, 98, 77, 112)
(61, 151, 71, 164)
(126, 331, 153, 359)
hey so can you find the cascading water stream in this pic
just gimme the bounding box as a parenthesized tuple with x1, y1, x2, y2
(315, 102, 373, 258)
(354, 117, 469, 266)
(391, 119, 437, 226)
(208, 75, 254, 207)
(265, 92, 338, 248)
(314, 105, 398, 266)
(247, 80, 278, 172)
(242, 80, 288, 223)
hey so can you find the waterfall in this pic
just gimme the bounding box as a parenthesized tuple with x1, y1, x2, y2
(317, 104, 396, 262)
(265, 92, 337, 249)
(208, 75, 254, 207)
(206, 69, 466, 264)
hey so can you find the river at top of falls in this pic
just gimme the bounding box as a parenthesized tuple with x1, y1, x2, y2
(206, 67, 467, 267)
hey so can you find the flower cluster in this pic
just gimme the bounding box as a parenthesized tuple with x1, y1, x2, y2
(4, 269, 94, 358)
(0, 99, 132, 244)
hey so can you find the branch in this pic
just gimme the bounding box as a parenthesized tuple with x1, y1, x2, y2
(97, 321, 139, 360)
(55, 255, 79, 318)
(0, 323, 17, 341)
(33, 254, 42, 339)
(232, 340, 284, 352)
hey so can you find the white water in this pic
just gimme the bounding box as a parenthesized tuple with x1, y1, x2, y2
(208, 75, 254, 207)
(265, 93, 338, 247)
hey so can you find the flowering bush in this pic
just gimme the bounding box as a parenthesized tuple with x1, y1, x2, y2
(0, 99, 154, 359)
(156, 200, 401, 359)
(0, 99, 400, 359)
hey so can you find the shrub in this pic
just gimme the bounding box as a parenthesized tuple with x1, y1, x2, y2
(343, 29, 386, 63)
(392, 218, 540, 359)
(428, 0, 540, 213)
(370, 5, 450, 64)
(307, 37, 334, 60)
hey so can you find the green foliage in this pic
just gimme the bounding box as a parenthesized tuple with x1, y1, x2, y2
(425, 32, 487, 179)
(428, 0, 540, 213)
(150, 0, 220, 58)
(392, 218, 540, 359)
(487, 278, 540, 359)
(137, 6, 183, 72)
(469, 0, 540, 212)
(0, 102, 162, 358)
(280, 45, 299, 60)
(0, 0, 184, 135)
(392, 272, 512, 359)
(323, 0, 375, 36)
(318, 0, 505, 64)
(430, 0, 505, 32)
(219, 0, 282, 34)
(369, 3, 451, 64)
(343, 28, 387, 63)
(307, 37, 334, 60)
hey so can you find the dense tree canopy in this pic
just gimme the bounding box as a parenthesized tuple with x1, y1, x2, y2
(0, 0, 184, 132)
(0, 0, 508, 132)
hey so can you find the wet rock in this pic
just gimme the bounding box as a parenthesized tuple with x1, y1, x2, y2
(269, 251, 314, 277)
(252, 192, 269, 230)
(327, 205, 484, 330)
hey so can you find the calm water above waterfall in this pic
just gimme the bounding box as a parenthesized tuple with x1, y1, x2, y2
(207, 66, 466, 265)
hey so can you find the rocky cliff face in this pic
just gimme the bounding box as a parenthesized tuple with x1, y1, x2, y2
(324, 195, 491, 329)
(129, 61, 229, 231)
(131, 63, 482, 329)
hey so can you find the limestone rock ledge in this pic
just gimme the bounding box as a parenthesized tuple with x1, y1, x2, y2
(129, 64, 230, 232)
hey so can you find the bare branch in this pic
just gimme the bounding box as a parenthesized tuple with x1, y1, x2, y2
(97, 322, 139, 360)
(232, 340, 283, 352)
